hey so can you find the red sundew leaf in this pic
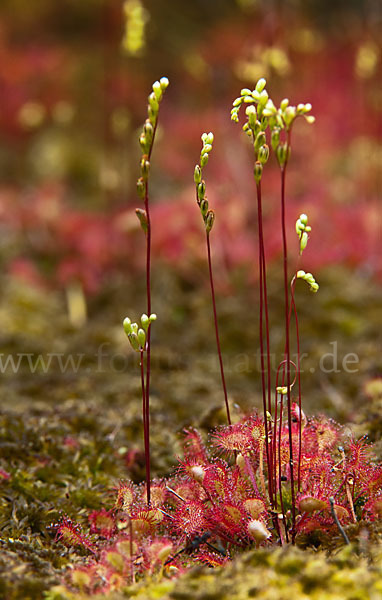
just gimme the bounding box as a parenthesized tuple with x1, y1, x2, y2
(195, 550, 229, 567)
(88, 509, 116, 539)
(212, 424, 252, 457)
(183, 428, 209, 463)
(54, 515, 96, 554)
(172, 501, 207, 537)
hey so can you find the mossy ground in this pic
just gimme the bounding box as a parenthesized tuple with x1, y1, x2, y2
(0, 265, 380, 599)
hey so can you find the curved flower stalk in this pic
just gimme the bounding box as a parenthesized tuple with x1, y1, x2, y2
(194, 132, 231, 425)
(123, 314, 157, 505)
(134, 77, 169, 506)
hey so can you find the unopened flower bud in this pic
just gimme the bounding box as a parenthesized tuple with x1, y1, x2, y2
(197, 181, 206, 201)
(276, 143, 288, 167)
(200, 199, 209, 216)
(254, 131, 266, 152)
(205, 210, 215, 233)
(152, 80, 162, 101)
(258, 144, 269, 164)
(246, 105, 257, 129)
(201, 143, 212, 155)
(205, 132, 214, 144)
(258, 89, 269, 105)
(299, 213, 308, 225)
(123, 317, 132, 335)
(200, 153, 209, 167)
(137, 328, 146, 348)
(253, 161, 263, 183)
(271, 128, 280, 151)
(194, 165, 202, 184)
(280, 98, 289, 110)
(255, 78, 267, 93)
(148, 92, 159, 113)
(128, 332, 140, 351)
(159, 76, 169, 90)
(139, 133, 148, 153)
(141, 314, 149, 331)
(241, 88, 252, 96)
(140, 158, 150, 179)
(135, 208, 148, 233)
(136, 177, 145, 199)
(149, 313, 157, 323)
(300, 231, 309, 252)
(143, 120, 154, 143)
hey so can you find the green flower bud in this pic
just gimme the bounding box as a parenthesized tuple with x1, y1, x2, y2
(254, 131, 266, 152)
(233, 97, 242, 107)
(136, 177, 145, 199)
(205, 210, 215, 233)
(304, 103, 312, 112)
(139, 133, 148, 153)
(200, 198, 209, 216)
(246, 105, 257, 129)
(206, 132, 214, 144)
(271, 128, 280, 151)
(148, 106, 157, 125)
(152, 80, 162, 100)
(148, 92, 159, 113)
(123, 317, 132, 335)
(137, 328, 146, 348)
(243, 95, 255, 103)
(197, 181, 206, 201)
(299, 213, 308, 225)
(194, 165, 202, 184)
(231, 111, 239, 123)
(149, 313, 157, 323)
(131, 323, 138, 335)
(200, 153, 209, 167)
(143, 120, 154, 143)
(258, 144, 269, 164)
(241, 88, 252, 96)
(276, 386, 288, 395)
(296, 219, 303, 235)
(305, 115, 315, 124)
(201, 143, 212, 155)
(255, 78, 267, 93)
(280, 98, 289, 110)
(300, 231, 309, 253)
(276, 143, 289, 167)
(258, 90, 269, 105)
(135, 208, 148, 233)
(140, 158, 150, 179)
(159, 77, 169, 90)
(284, 106, 296, 126)
(253, 161, 263, 183)
(141, 314, 149, 331)
(128, 332, 140, 352)
(305, 225, 311, 232)
(251, 90, 260, 101)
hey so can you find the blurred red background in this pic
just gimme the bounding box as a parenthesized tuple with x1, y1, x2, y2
(0, 0, 380, 299)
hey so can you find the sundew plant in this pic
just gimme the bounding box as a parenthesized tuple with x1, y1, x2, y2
(51, 78, 382, 596)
